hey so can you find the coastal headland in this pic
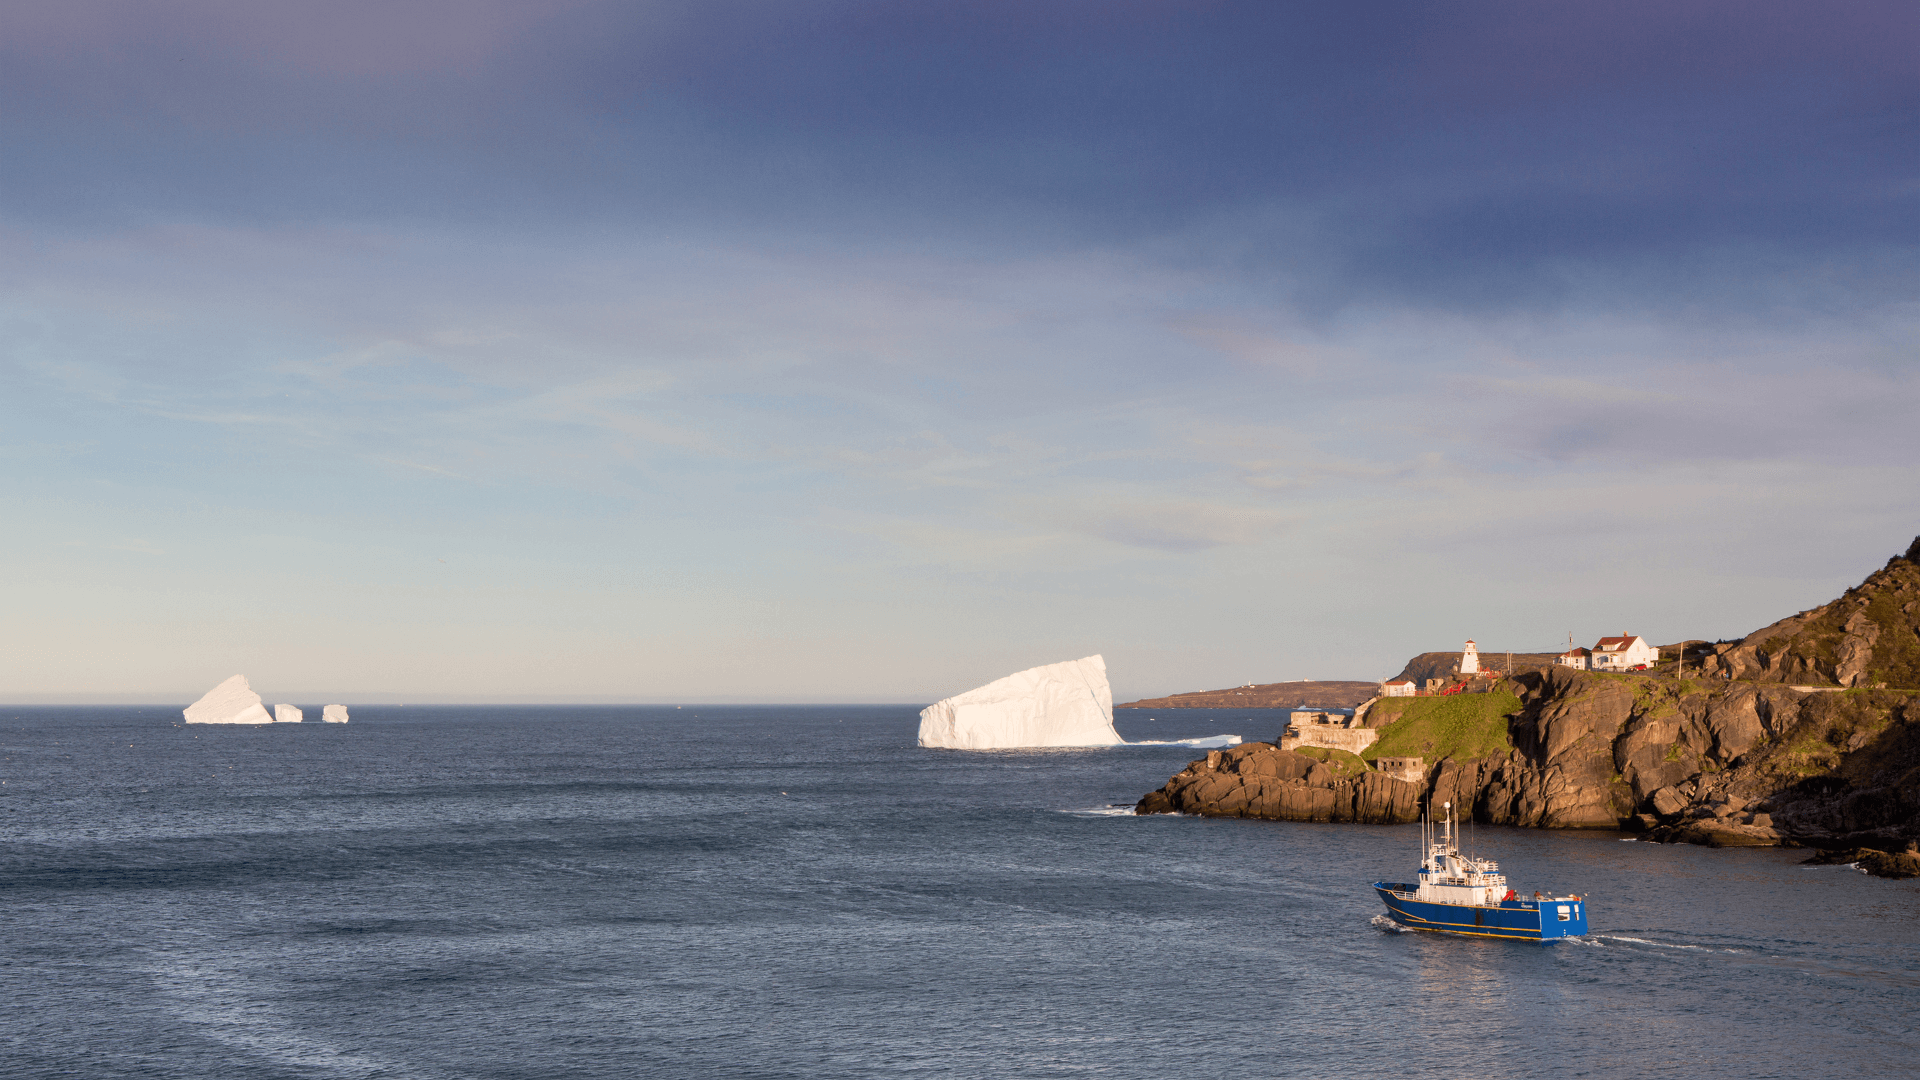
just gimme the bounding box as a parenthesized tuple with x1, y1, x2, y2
(1116, 680, 1377, 710)
(1137, 536, 1920, 878)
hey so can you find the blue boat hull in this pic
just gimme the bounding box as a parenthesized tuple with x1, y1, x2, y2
(1373, 883, 1588, 941)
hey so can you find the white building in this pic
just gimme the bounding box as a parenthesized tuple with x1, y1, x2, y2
(1380, 679, 1416, 697)
(1556, 647, 1591, 670)
(1460, 639, 1480, 675)
(1590, 634, 1658, 671)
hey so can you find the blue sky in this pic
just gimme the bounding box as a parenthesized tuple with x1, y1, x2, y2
(4, 1, 1917, 702)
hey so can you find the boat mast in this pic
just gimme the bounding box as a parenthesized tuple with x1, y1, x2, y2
(1423, 798, 1432, 871)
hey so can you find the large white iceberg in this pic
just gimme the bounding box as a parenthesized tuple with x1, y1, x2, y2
(918, 655, 1123, 749)
(322, 704, 349, 723)
(183, 675, 274, 725)
(274, 704, 303, 723)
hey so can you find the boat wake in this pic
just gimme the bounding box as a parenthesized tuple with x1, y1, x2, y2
(1370, 914, 1413, 934)
(1591, 934, 1745, 953)
(1060, 805, 1141, 817)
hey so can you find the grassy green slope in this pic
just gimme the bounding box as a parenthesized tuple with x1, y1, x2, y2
(1362, 689, 1521, 762)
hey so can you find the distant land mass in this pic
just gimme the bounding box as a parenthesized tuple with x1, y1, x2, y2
(1117, 680, 1378, 710)
(1389, 651, 1567, 685)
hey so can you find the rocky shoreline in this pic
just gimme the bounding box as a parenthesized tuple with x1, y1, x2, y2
(1137, 537, 1920, 881)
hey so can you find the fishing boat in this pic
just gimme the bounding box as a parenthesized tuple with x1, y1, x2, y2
(1372, 801, 1588, 941)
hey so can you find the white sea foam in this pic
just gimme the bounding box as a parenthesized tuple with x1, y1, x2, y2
(1060, 805, 1141, 817)
(1370, 914, 1412, 933)
(1125, 735, 1243, 748)
(147, 953, 427, 1079)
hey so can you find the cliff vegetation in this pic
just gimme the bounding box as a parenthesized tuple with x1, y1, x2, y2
(1360, 690, 1520, 763)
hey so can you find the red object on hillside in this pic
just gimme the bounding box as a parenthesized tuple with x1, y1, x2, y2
(1441, 682, 1468, 696)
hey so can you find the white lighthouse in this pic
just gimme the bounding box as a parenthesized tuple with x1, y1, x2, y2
(1460, 639, 1480, 675)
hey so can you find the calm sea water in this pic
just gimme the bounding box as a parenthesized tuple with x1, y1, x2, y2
(3, 705, 1915, 1079)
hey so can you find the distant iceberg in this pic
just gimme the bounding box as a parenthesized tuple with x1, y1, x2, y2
(919, 655, 1124, 749)
(183, 675, 274, 725)
(322, 704, 349, 723)
(274, 704, 303, 723)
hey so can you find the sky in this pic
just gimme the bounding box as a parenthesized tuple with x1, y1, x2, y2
(3, 1, 1917, 703)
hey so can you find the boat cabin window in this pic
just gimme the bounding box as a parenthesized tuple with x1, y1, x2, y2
(1557, 905, 1570, 921)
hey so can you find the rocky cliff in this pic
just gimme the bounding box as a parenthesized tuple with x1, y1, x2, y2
(1138, 668, 1920, 846)
(1698, 536, 1920, 688)
(1139, 537, 1920, 864)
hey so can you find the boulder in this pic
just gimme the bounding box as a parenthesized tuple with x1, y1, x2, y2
(1862, 848, 1920, 879)
(1650, 785, 1689, 818)
(1802, 845, 1920, 879)
(183, 675, 274, 725)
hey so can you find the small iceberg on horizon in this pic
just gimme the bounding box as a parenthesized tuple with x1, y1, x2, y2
(274, 704, 303, 723)
(183, 675, 274, 725)
(322, 704, 349, 723)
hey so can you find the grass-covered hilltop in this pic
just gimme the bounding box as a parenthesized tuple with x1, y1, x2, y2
(1137, 536, 1920, 875)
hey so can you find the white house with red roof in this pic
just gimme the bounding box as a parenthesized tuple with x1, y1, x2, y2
(1590, 634, 1658, 670)
(1380, 678, 1417, 697)
(1556, 647, 1591, 670)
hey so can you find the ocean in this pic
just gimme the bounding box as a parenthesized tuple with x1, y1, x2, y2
(3, 705, 1916, 1079)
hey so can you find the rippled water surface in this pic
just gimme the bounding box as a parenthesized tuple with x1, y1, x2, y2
(3, 705, 1916, 1079)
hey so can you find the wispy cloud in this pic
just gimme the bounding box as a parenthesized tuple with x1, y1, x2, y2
(2, 4, 1917, 697)
(66, 538, 165, 555)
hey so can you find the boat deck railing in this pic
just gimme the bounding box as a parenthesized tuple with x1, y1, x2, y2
(1378, 885, 1540, 910)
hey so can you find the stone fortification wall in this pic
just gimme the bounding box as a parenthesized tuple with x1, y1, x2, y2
(1374, 756, 1425, 783)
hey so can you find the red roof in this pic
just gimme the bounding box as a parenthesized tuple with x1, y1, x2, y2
(1594, 635, 1641, 652)
(1561, 647, 1591, 658)
(1382, 679, 1414, 686)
